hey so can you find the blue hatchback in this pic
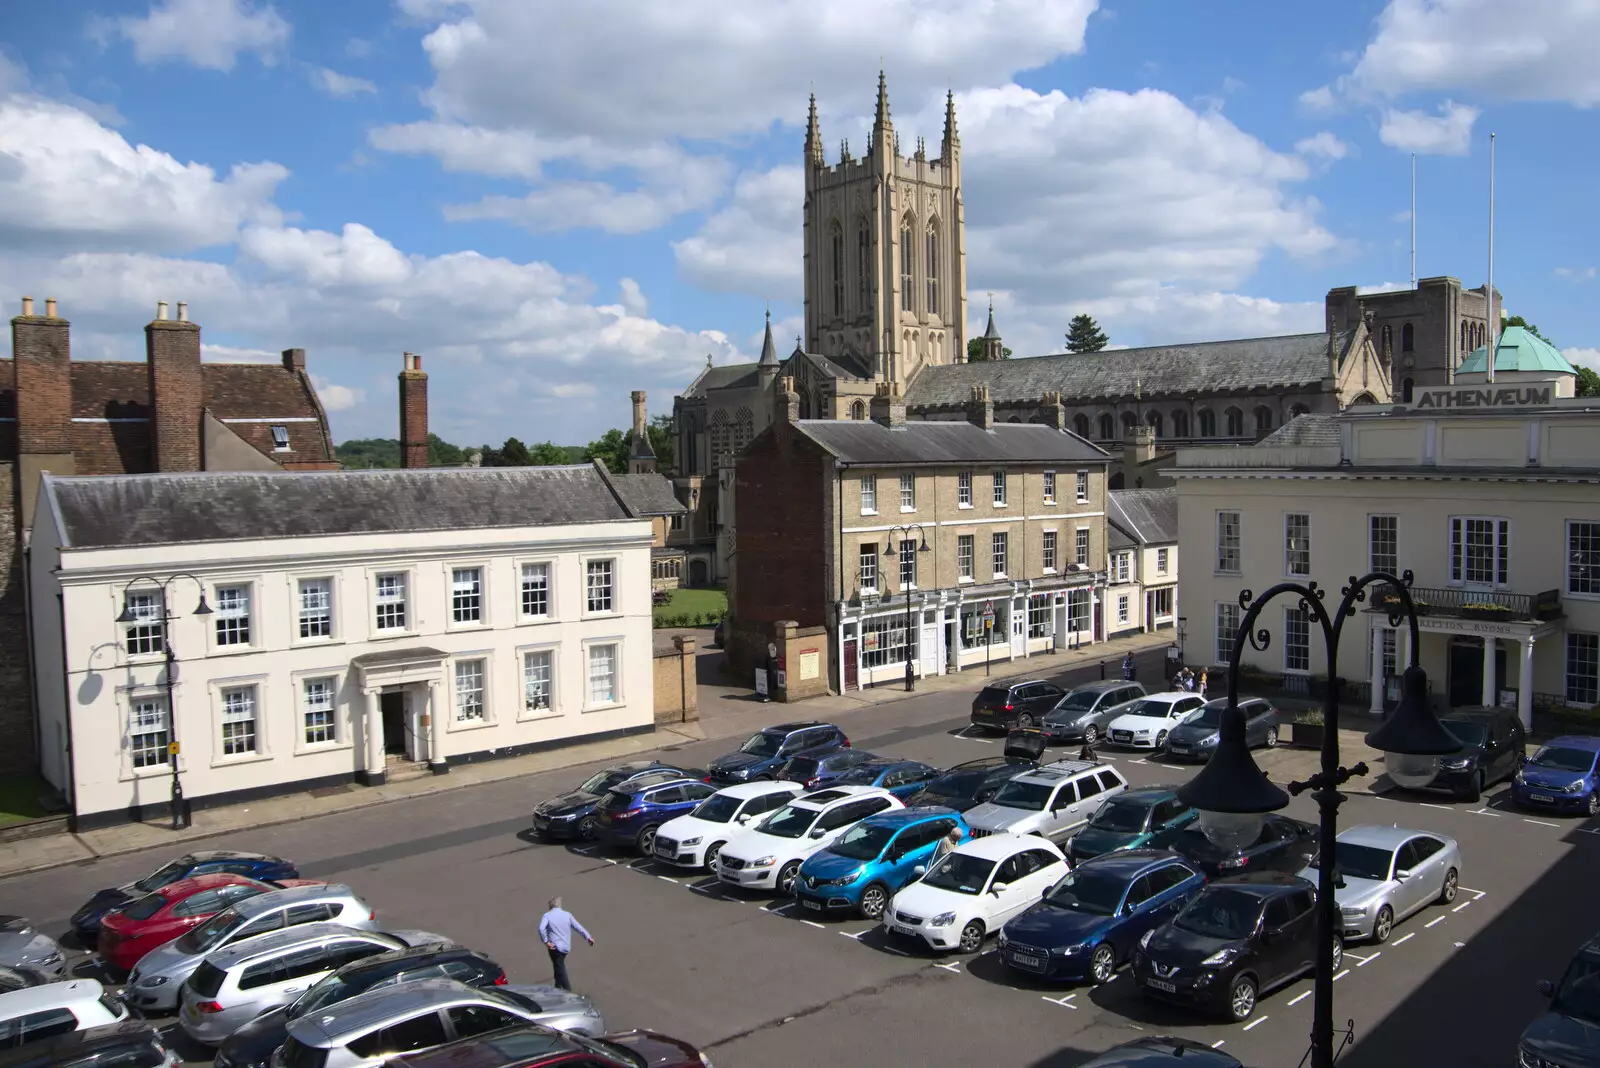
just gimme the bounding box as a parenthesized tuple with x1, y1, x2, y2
(1512, 735, 1600, 816)
(1000, 850, 1207, 985)
(595, 778, 718, 854)
(829, 759, 942, 799)
(794, 807, 968, 920)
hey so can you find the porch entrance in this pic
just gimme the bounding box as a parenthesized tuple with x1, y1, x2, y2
(1448, 637, 1506, 707)
(380, 690, 409, 755)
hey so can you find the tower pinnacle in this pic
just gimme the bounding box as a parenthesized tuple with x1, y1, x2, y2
(942, 90, 960, 159)
(805, 92, 823, 165)
(872, 70, 893, 142)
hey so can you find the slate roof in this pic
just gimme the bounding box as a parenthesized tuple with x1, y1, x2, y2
(1458, 325, 1577, 375)
(44, 465, 637, 549)
(1259, 413, 1341, 447)
(800, 350, 872, 381)
(904, 332, 1348, 409)
(1107, 488, 1178, 545)
(611, 472, 687, 516)
(684, 362, 761, 397)
(792, 420, 1108, 465)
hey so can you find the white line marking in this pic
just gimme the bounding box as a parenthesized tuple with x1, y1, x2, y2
(1242, 1016, 1269, 1032)
(1211, 1040, 1227, 1049)
(1425, 917, 1446, 928)
(840, 930, 866, 940)
(1344, 952, 1375, 963)
(572, 847, 598, 855)
(801, 920, 826, 929)
(1452, 901, 1471, 913)
(1333, 969, 1350, 982)
(656, 875, 678, 883)
(1460, 887, 1487, 899)
(1041, 995, 1077, 1008)
(1288, 991, 1311, 1006)
(1357, 952, 1381, 967)
(1132, 759, 1149, 765)
(1421, 803, 1454, 811)
(602, 858, 617, 865)
(933, 962, 963, 972)
(1392, 932, 1415, 945)
(881, 946, 910, 956)
(1471, 808, 1502, 817)
(688, 885, 719, 895)
(1525, 818, 1561, 828)
(1454, 941, 1465, 948)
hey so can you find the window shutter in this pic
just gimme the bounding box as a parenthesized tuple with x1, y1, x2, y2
(1450, 518, 1462, 582)
(1497, 520, 1510, 585)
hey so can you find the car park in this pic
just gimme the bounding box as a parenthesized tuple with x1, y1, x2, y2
(594, 778, 717, 855)
(1065, 787, 1197, 864)
(707, 722, 850, 784)
(1161, 698, 1281, 761)
(904, 754, 1040, 813)
(1105, 693, 1207, 751)
(1170, 814, 1318, 879)
(827, 759, 941, 799)
(0, 1021, 178, 1068)
(777, 749, 878, 790)
(389, 1023, 711, 1068)
(1297, 825, 1460, 942)
(0, 980, 129, 1048)
(1521, 932, 1600, 1068)
(1132, 873, 1338, 1021)
(1424, 705, 1526, 802)
(125, 884, 378, 1013)
(1075, 1036, 1243, 1067)
(99, 875, 309, 975)
(794, 807, 968, 920)
(70, 852, 300, 944)
(1511, 734, 1600, 816)
(718, 787, 902, 895)
(0, 919, 64, 984)
(970, 680, 1067, 732)
(652, 781, 801, 871)
(1000, 851, 1207, 985)
(531, 762, 705, 843)
(1040, 682, 1148, 746)
(964, 761, 1128, 843)
(884, 834, 1068, 953)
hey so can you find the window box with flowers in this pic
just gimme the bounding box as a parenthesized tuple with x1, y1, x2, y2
(1461, 602, 1514, 622)
(1380, 594, 1431, 616)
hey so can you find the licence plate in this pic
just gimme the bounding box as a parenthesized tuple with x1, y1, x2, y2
(654, 842, 674, 857)
(1113, 732, 1131, 741)
(1169, 744, 1189, 753)
(889, 923, 916, 936)
(1527, 793, 1554, 803)
(1146, 977, 1177, 993)
(1010, 952, 1042, 968)
(802, 899, 822, 910)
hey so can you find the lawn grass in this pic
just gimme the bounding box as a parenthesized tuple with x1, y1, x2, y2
(653, 587, 728, 627)
(0, 770, 55, 826)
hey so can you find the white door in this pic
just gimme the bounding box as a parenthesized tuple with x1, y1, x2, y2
(1010, 598, 1027, 659)
(1053, 604, 1068, 651)
(922, 618, 942, 678)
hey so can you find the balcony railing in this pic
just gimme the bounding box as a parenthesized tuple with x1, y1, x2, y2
(1370, 583, 1562, 623)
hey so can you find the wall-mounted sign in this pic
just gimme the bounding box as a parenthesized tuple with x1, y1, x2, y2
(799, 649, 820, 680)
(1413, 384, 1552, 410)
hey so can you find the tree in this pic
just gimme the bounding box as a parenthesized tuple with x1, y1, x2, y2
(427, 433, 466, 467)
(584, 428, 630, 474)
(966, 337, 1012, 362)
(1065, 313, 1109, 353)
(527, 440, 571, 465)
(1576, 367, 1600, 398)
(1502, 314, 1552, 345)
(335, 433, 469, 469)
(644, 413, 675, 473)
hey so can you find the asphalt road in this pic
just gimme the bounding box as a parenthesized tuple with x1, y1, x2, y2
(3, 652, 1592, 1068)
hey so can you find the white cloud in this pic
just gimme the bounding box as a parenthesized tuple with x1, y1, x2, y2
(239, 223, 413, 287)
(0, 53, 26, 93)
(202, 343, 277, 361)
(1298, 85, 1337, 111)
(311, 375, 365, 411)
(308, 67, 375, 98)
(1378, 100, 1479, 155)
(1356, 281, 1410, 294)
(1555, 266, 1597, 281)
(344, 37, 373, 59)
(672, 165, 802, 297)
(617, 278, 648, 317)
(1563, 347, 1600, 371)
(115, 0, 290, 72)
(1295, 131, 1349, 159)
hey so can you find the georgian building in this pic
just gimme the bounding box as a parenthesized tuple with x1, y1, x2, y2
(1105, 488, 1180, 640)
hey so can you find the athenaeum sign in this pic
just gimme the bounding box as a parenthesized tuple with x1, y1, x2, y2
(1413, 384, 1552, 410)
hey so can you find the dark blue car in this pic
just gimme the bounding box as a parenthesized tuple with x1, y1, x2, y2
(778, 749, 879, 790)
(707, 722, 850, 785)
(532, 760, 706, 842)
(595, 778, 717, 854)
(69, 851, 299, 943)
(829, 759, 941, 800)
(1522, 931, 1600, 1068)
(1000, 850, 1207, 985)
(1512, 735, 1600, 816)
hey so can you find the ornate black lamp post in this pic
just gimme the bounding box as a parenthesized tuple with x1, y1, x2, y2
(884, 524, 931, 692)
(115, 575, 213, 830)
(1175, 570, 1462, 1068)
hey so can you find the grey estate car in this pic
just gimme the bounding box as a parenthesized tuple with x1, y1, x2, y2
(1040, 682, 1148, 745)
(274, 978, 605, 1068)
(126, 885, 377, 1013)
(1297, 825, 1462, 943)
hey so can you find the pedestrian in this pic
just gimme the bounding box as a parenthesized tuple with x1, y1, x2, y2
(537, 896, 593, 992)
(933, 826, 965, 863)
(1122, 652, 1136, 681)
(1198, 669, 1209, 699)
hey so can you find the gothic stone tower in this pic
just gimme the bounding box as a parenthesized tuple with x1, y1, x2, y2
(803, 75, 967, 389)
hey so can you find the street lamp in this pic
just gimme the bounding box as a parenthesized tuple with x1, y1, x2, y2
(115, 575, 213, 830)
(1175, 570, 1461, 1068)
(884, 524, 931, 693)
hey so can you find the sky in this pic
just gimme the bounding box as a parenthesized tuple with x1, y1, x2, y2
(3, 0, 1599, 448)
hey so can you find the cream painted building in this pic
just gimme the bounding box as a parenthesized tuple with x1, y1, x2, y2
(1173, 377, 1598, 731)
(1105, 488, 1180, 640)
(30, 465, 658, 828)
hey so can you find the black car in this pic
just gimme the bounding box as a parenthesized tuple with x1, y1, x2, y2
(706, 722, 850, 784)
(0, 1022, 175, 1068)
(1427, 706, 1526, 801)
(1521, 932, 1600, 1068)
(69, 850, 299, 943)
(532, 761, 705, 841)
(1170, 814, 1319, 879)
(1132, 872, 1340, 1021)
(906, 735, 1043, 812)
(1163, 698, 1281, 762)
(214, 940, 505, 1068)
(779, 749, 878, 790)
(1076, 1036, 1242, 1067)
(971, 680, 1067, 732)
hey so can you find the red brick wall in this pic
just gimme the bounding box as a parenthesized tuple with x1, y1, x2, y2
(399, 355, 428, 468)
(0, 463, 31, 774)
(146, 321, 203, 471)
(733, 427, 829, 628)
(13, 314, 71, 454)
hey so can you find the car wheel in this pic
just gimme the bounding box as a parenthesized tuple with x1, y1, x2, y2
(1089, 943, 1116, 985)
(1263, 726, 1279, 749)
(957, 920, 985, 953)
(1438, 868, 1459, 905)
(1155, 730, 1169, 749)
(637, 824, 659, 855)
(1588, 792, 1600, 817)
(1227, 974, 1258, 1021)
(1331, 936, 1344, 972)
(1082, 725, 1099, 746)
(860, 884, 890, 921)
(577, 816, 599, 842)
(777, 860, 802, 895)
(1372, 904, 1394, 943)
(704, 842, 723, 872)
(1018, 712, 1037, 730)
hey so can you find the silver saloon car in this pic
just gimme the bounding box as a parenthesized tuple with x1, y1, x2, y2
(0, 917, 67, 982)
(1297, 825, 1461, 943)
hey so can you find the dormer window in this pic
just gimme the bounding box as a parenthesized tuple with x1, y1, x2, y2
(270, 425, 291, 451)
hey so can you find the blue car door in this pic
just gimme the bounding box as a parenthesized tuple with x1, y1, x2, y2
(1116, 866, 1196, 955)
(886, 764, 936, 799)
(883, 820, 953, 889)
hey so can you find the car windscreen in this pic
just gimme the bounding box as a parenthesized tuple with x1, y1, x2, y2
(832, 766, 888, 787)
(1530, 746, 1597, 773)
(1174, 888, 1264, 940)
(1309, 841, 1393, 881)
(739, 732, 784, 757)
(577, 769, 634, 795)
(1055, 691, 1100, 712)
(1088, 799, 1151, 833)
(134, 856, 197, 893)
(1185, 704, 1226, 729)
(991, 780, 1051, 810)
(188, 961, 227, 998)
(783, 757, 821, 779)
(829, 823, 897, 861)
(921, 854, 997, 895)
(758, 804, 821, 838)
(690, 795, 742, 823)
(1443, 721, 1488, 746)
(977, 687, 1011, 704)
(118, 894, 167, 921)
(175, 906, 243, 954)
(595, 790, 632, 813)
(291, 969, 365, 1016)
(277, 1036, 329, 1068)
(1046, 869, 1126, 915)
(920, 771, 983, 798)
(1553, 954, 1600, 1026)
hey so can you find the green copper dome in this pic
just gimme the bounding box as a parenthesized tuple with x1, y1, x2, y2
(1458, 325, 1576, 375)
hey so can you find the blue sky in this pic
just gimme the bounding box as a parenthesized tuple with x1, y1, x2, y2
(2, 0, 1597, 448)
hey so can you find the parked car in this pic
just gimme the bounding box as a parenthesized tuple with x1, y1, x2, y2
(904, 753, 1040, 813)
(216, 940, 506, 1068)
(718, 787, 902, 895)
(1105, 693, 1207, 751)
(777, 749, 878, 790)
(963, 761, 1129, 843)
(1040, 682, 1148, 746)
(651, 781, 801, 871)
(531, 761, 705, 843)
(0, 1021, 178, 1068)
(828, 759, 941, 800)
(99, 875, 314, 975)
(70, 852, 300, 944)
(275, 978, 605, 1068)
(1512, 735, 1600, 816)
(594, 778, 717, 855)
(707, 722, 850, 784)
(179, 924, 446, 1045)
(0, 970, 41, 996)
(1162, 698, 1281, 762)
(0, 919, 64, 984)
(1424, 705, 1526, 802)
(795, 807, 968, 920)
(1074, 1036, 1242, 1068)
(999, 851, 1207, 985)
(1132, 873, 1340, 1021)
(1170, 814, 1318, 879)
(125, 884, 378, 1014)
(884, 834, 1068, 953)
(388, 1024, 710, 1068)
(970, 680, 1067, 733)
(1521, 932, 1600, 1068)
(1065, 787, 1198, 865)
(1297, 825, 1460, 943)
(0, 980, 128, 1048)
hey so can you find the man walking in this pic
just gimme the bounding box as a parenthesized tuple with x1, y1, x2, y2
(1122, 652, 1136, 681)
(538, 896, 593, 992)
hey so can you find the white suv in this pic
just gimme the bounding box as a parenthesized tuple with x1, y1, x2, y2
(717, 786, 902, 894)
(653, 781, 801, 870)
(963, 761, 1128, 842)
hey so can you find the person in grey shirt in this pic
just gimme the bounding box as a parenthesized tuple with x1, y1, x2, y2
(538, 896, 594, 991)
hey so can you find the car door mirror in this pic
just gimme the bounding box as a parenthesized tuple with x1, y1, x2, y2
(1395, 869, 1411, 881)
(990, 882, 1009, 896)
(735, 814, 751, 825)
(1262, 925, 1283, 943)
(809, 828, 826, 839)
(913, 864, 927, 875)
(1537, 979, 1555, 998)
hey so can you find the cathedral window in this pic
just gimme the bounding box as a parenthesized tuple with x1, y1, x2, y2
(830, 222, 845, 317)
(1401, 321, 1414, 352)
(1073, 414, 1091, 438)
(1254, 406, 1273, 434)
(1147, 410, 1164, 438)
(1098, 413, 1114, 441)
(1121, 411, 1136, 436)
(1224, 407, 1244, 436)
(900, 214, 915, 312)
(1172, 409, 1190, 438)
(925, 219, 939, 312)
(850, 400, 866, 420)
(1198, 409, 1216, 437)
(857, 225, 870, 310)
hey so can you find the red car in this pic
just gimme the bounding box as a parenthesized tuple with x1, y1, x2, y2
(97, 873, 319, 974)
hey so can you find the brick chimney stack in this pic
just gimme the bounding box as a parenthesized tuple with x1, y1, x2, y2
(146, 299, 204, 472)
(966, 384, 994, 430)
(281, 348, 306, 372)
(13, 296, 75, 526)
(869, 382, 906, 428)
(628, 389, 657, 474)
(399, 352, 429, 468)
(1038, 389, 1068, 430)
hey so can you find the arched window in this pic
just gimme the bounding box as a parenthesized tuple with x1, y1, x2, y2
(1459, 320, 1467, 352)
(1172, 410, 1190, 438)
(1109, 472, 1126, 490)
(1382, 324, 1393, 352)
(1006, 415, 1022, 423)
(1351, 392, 1377, 405)
(1121, 411, 1137, 436)
(857, 224, 870, 310)
(1099, 413, 1115, 440)
(830, 222, 844, 317)
(1254, 406, 1273, 433)
(925, 219, 940, 312)
(1401, 322, 1414, 352)
(1290, 404, 1310, 418)
(900, 214, 915, 313)
(1225, 407, 1244, 436)
(1073, 413, 1091, 438)
(1147, 410, 1164, 438)
(1198, 409, 1216, 437)
(1402, 377, 1414, 402)
(850, 400, 865, 420)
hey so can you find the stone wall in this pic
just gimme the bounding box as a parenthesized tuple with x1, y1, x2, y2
(652, 634, 698, 724)
(0, 464, 33, 773)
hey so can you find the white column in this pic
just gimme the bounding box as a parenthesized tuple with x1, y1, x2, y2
(364, 690, 383, 783)
(427, 680, 445, 771)
(1370, 624, 1386, 715)
(1518, 637, 1536, 731)
(1482, 636, 1498, 707)
(1399, 625, 1412, 676)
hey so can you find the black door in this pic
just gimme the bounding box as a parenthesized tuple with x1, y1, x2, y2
(380, 691, 407, 755)
(1448, 640, 1483, 706)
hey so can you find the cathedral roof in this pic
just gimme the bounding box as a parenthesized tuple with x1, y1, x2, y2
(791, 419, 1107, 466)
(685, 362, 761, 397)
(906, 331, 1351, 409)
(799, 349, 873, 381)
(982, 301, 1002, 340)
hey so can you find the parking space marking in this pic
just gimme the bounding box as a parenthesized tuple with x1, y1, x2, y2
(1041, 994, 1077, 1009)
(1392, 932, 1415, 946)
(1420, 803, 1455, 811)
(1356, 952, 1381, 967)
(1425, 916, 1446, 928)
(1288, 991, 1311, 1006)
(764, 903, 792, 914)
(1211, 1040, 1226, 1049)
(1344, 951, 1375, 964)
(881, 945, 910, 956)
(1524, 818, 1561, 828)
(656, 875, 678, 884)
(1242, 1016, 1269, 1032)
(1333, 969, 1350, 982)
(1451, 901, 1471, 912)
(840, 930, 866, 940)
(801, 920, 826, 930)
(1471, 808, 1502, 817)
(933, 962, 964, 972)
(1460, 887, 1488, 899)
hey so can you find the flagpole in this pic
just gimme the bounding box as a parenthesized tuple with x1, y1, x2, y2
(1410, 153, 1417, 289)
(1487, 132, 1496, 385)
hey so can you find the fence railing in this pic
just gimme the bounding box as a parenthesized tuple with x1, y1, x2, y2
(1371, 583, 1562, 622)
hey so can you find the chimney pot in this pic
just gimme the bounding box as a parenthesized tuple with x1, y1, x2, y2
(156, 301, 169, 321)
(43, 298, 56, 318)
(20, 297, 32, 317)
(281, 348, 307, 372)
(176, 301, 188, 322)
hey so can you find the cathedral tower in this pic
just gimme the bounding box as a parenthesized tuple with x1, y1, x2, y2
(802, 76, 967, 388)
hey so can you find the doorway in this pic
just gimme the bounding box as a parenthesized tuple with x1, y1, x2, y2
(380, 690, 409, 755)
(843, 640, 859, 692)
(689, 559, 709, 587)
(1448, 637, 1506, 707)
